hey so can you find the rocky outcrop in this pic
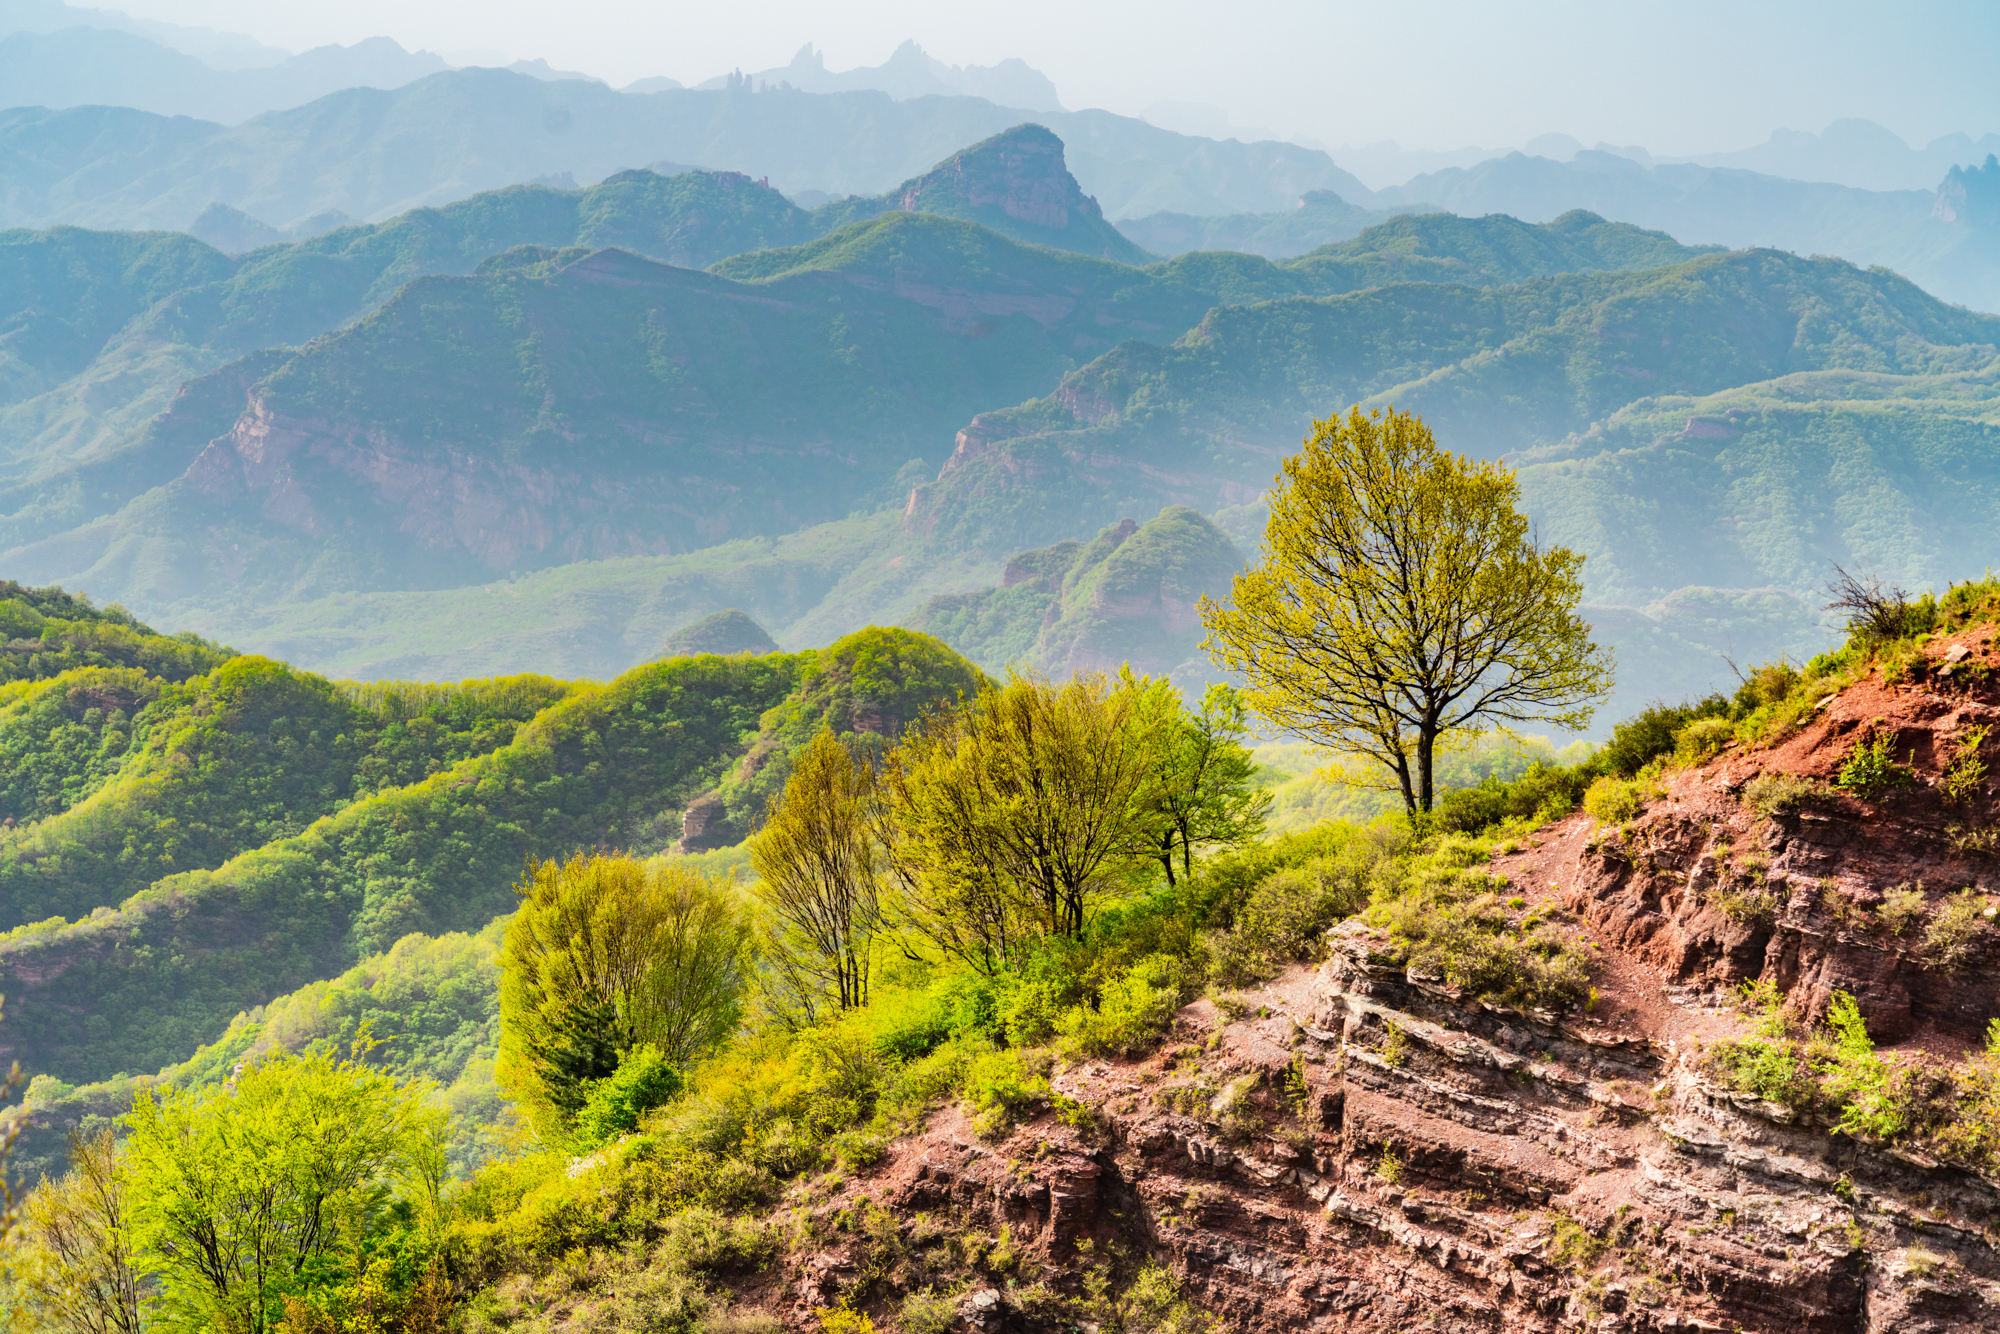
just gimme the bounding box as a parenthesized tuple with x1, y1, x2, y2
(747, 903, 2000, 1333)
(746, 633, 2000, 1332)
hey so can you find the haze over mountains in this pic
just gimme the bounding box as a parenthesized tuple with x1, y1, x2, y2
(3, 109, 1995, 731)
(1, 9, 1999, 728)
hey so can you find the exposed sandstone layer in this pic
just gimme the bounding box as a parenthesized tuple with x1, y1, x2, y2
(753, 926, 2000, 1332)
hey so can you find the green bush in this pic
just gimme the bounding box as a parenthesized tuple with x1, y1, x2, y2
(958, 1044, 1051, 1138)
(1820, 993, 1902, 1138)
(1058, 953, 1192, 1057)
(1743, 771, 1819, 819)
(1879, 883, 1927, 936)
(1435, 760, 1594, 833)
(1672, 717, 1736, 767)
(1836, 729, 1914, 799)
(1235, 856, 1370, 960)
(1596, 696, 1727, 777)
(575, 1046, 687, 1147)
(1582, 775, 1643, 824)
(1921, 889, 1989, 968)
(1366, 837, 1592, 1012)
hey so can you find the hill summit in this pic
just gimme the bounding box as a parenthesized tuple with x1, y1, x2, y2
(815, 123, 1151, 264)
(662, 609, 779, 657)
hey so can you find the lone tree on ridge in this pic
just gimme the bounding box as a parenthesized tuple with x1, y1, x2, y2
(1200, 406, 1613, 814)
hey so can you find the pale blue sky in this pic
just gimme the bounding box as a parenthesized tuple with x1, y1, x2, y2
(106, 0, 1999, 154)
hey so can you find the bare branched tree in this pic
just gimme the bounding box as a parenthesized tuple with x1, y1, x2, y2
(1825, 565, 1915, 642)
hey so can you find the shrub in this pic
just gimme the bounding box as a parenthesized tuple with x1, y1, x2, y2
(1933, 1020, 2000, 1168)
(1368, 845, 1593, 1013)
(1118, 1263, 1217, 1334)
(575, 1046, 686, 1147)
(1435, 761, 1592, 833)
(1826, 567, 1934, 645)
(1715, 883, 1778, 926)
(1596, 697, 1728, 777)
(1819, 992, 1902, 1138)
(1942, 725, 1991, 804)
(655, 1207, 775, 1273)
(899, 1290, 960, 1334)
(1743, 772, 1818, 819)
(1546, 1214, 1608, 1271)
(1731, 661, 1802, 717)
(1921, 889, 1989, 968)
(704, 1313, 783, 1334)
(958, 1045, 1049, 1138)
(1058, 954, 1192, 1057)
(1673, 717, 1736, 767)
(1836, 729, 1913, 800)
(1235, 857, 1368, 960)
(1582, 775, 1643, 824)
(1879, 884, 1927, 937)
(817, 1301, 876, 1334)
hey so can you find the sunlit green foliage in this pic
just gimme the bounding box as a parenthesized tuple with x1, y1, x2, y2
(122, 1045, 445, 1334)
(0, 650, 804, 1083)
(0, 660, 579, 928)
(498, 853, 749, 1143)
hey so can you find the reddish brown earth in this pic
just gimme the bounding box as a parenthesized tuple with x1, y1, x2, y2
(733, 632, 2000, 1333)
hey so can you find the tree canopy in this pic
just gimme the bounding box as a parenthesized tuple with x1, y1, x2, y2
(1201, 406, 1612, 812)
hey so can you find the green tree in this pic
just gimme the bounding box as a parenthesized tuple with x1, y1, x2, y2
(10, 1128, 141, 1334)
(1201, 407, 1611, 814)
(749, 731, 881, 1022)
(1144, 683, 1271, 884)
(496, 853, 749, 1140)
(878, 670, 1167, 968)
(121, 1047, 444, 1334)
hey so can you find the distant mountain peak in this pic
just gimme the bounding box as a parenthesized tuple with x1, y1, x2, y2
(866, 124, 1150, 264)
(1935, 154, 2000, 228)
(696, 39, 1062, 112)
(902, 123, 1072, 228)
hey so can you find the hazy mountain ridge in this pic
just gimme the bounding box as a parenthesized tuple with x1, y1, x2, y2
(0, 26, 450, 125)
(1116, 189, 1417, 258)
(0, 67, 1378, 232)
(694, 40, 1061, 113)
(1373, 149, 2000, 312)
(57, 240, 1986, 732)
(807, 123, 1150, 263)
(0, 169, 827, 543)
(0, 191, 1741, 619)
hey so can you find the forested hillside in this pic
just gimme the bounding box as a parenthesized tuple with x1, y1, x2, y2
(0, 619, 978, 1086)
(909, 506, 1239, 685)
(0, 168, 815, 539)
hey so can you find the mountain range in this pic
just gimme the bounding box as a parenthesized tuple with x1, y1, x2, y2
(3, 118, 1999, 728)
(0, 66, 1373, 233)
(1362, 149, 2000, 312)
(0, 26, 453, 124)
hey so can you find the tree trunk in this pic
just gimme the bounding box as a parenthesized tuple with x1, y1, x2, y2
(1417, 723, 1437, 812)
